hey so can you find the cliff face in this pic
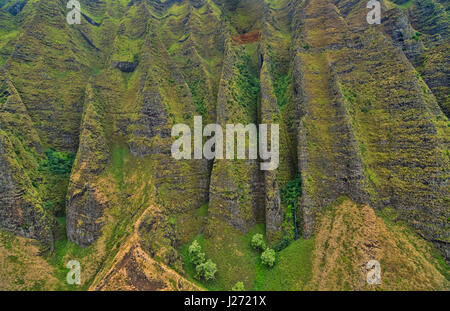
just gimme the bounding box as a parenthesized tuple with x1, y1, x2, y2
(0, 0, 448, 290)
(0, 72, 54, 249)
(291, 0, 371, 237)
(326, 0, 449, 260)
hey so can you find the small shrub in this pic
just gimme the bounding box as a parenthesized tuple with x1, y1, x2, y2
(189, 240, 206, 266)
(39, 149, 75, 175)
(232, 281, 245, 291)
(251, 233, 266, 251)
(193, 252, 206, 266)
(196, 259, 217, 281)
(273, 236, 291, 252)
(168, 217, 176, 226)
(188, 240, 201, 257)
(261, 248, 276, 268)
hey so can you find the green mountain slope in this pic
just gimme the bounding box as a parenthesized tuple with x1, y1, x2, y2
(0, 0, 448, 290)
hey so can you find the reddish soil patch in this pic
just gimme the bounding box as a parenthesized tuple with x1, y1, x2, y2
(232, 30, 262, 45)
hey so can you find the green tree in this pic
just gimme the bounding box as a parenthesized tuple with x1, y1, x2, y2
(261, 248, 276, 268)
(39, 149, 75, 175)
(251, 233, 266, 251)
(232, 281, 245, 291)
(189, 240, 206, 265)
(196, 259, 217, 281)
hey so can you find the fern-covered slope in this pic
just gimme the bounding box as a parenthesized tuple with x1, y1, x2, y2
(0, 0, 448, 290)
